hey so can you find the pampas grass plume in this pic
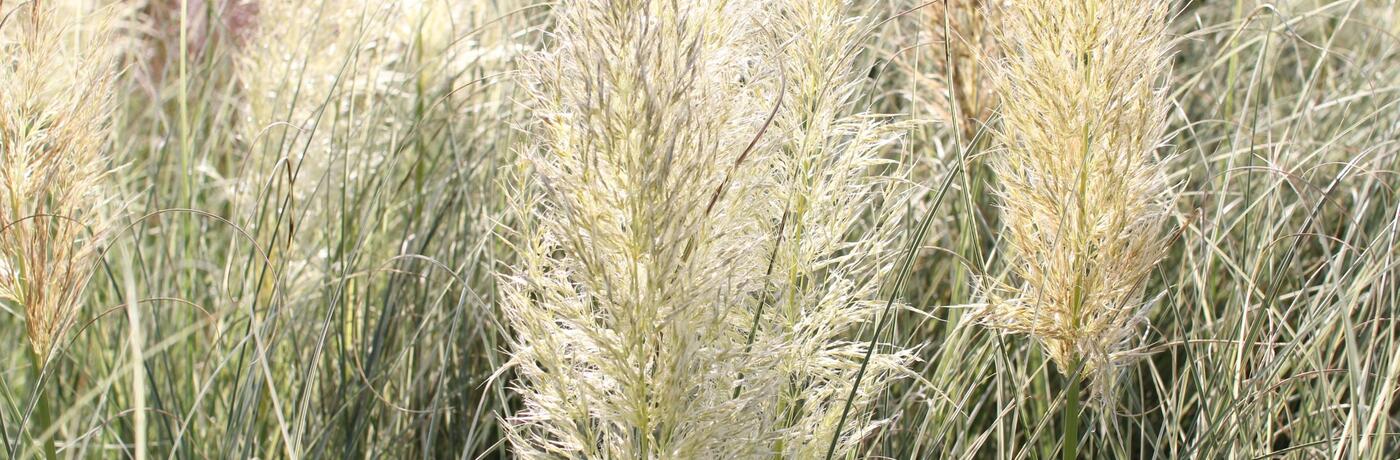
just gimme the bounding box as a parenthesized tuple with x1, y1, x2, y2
(979, 0, 1177, 405)
(0, 0, 120, 363)
(501, 0, 913, 457)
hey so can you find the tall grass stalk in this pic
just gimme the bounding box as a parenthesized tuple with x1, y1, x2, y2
(979, 0, 1176, 402)
(0, 2, 118, 457)
(977, 0, 1177, 455)
(1061, 359, 1079, 460)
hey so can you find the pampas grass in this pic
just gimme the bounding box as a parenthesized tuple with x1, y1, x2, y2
(0, 1, 119, 457)
(0, 0, 117, 364)
(501, 0, 913, 457)
(502, 0, 779, 455)
(973, 1, 1177, 457)
(762, 0, 917, 457)
(0, 0, 1395, 458)
(977, 0, 1176, 404)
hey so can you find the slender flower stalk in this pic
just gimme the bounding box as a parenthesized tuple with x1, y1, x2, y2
(978, 0, 1176, 407)
(0, 1, 119, 456)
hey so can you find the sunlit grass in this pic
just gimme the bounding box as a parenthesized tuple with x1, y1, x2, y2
(0, 0, 1393, 458)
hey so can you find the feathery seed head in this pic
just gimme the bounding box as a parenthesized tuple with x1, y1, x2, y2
(0, 0, 120, 360)
(503, 0, 778, 457)
(758, 0, 915, 455)
(978, 0, 1177, 405)
(502, 0, 913, 457)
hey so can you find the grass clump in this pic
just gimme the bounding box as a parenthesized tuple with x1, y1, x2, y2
(0, 0, 1393, 458)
